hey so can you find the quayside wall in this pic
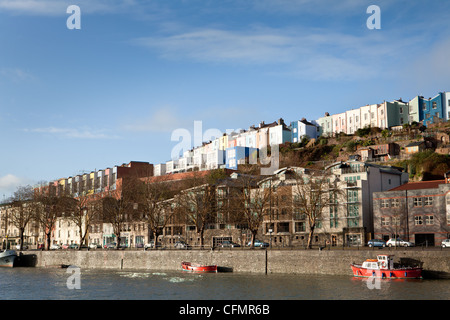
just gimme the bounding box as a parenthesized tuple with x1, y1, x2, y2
(19, 249, 450, 279)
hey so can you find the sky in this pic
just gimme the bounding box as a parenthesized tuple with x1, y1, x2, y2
(1, 0, 450, 199)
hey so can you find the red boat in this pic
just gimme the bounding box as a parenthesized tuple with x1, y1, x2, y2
(181, 261, 217, 273)
(351, 254, 422, 279)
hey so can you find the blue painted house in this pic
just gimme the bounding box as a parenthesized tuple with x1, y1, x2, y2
(225, 146, 258, 170)
(409, 92, 445, 126)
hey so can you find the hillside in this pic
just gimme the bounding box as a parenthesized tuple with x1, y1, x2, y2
(276, 121, 450, 181)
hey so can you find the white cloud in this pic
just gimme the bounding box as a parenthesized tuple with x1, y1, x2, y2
(24, 127, 120, 139)
(122, 106, 193, 133)
(0, 174, 34, 199)
(0, 68, 35, 82)
(0, 0, 139, 16)
(133, 26, 418, 81)
(133, 28, 297, 64)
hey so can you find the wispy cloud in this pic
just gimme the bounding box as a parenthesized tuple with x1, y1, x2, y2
(132, 26, 420, 81)
(133, 28, 297, 64)
(0, 0, 140, 16)
(24, 127, 120, 139)
(0, 68, 35, 82)
(122, 106, 194, 133)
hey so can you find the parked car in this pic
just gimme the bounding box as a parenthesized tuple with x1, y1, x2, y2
(61, 244, 69, 249)
(104, 242, 117, 249)
(144, 241, 155, 249)
(386, 238, 414, 247)
(174, 241, 191, 249)
(68, 244, 79, 250)
(88, 243, 100, 249)
(50, 244, 61, 250)
(220, 240, 240, 248)
(15, 244, 29, 250)
(248, 240, 269, 248)
(37, 244, 45, 250)
(367, 239, 386, 247)
(144, 241, 164, 250)
(441, 239, 450, 248)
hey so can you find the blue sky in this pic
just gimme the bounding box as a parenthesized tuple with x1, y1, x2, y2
(1, 0, 450, 199)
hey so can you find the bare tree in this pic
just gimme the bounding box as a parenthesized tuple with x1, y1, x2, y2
(229, 171, 271, 248)
(9, 185, 35, 250)
(101, 178, 138, 249)
(66, 193, 102, 249)
(176, 183, 216, 248)
(33, 186, 73, 250)
(291, 168, 343, 249)
(133, 178, 173, 249)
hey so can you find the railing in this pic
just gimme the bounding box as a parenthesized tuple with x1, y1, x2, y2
(35, 243, 449, 252)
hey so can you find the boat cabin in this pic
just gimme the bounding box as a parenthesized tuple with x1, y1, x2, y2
(361, 255, 394, 270)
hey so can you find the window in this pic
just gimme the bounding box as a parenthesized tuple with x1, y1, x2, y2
(391, 199, 400, 208)
(330, 213, 339, 228)
(413, 197, 422, 207)
(380, 199, 390, 208)
(381, 217, 390, 226)
(425, 215, 434, 225)
(424, 197, 433, 206)
(347, 204, 359, 216)
(277, 222, 290, 233)
(295, 222, 306, 232)
(392, 216, 401, 226)
(432, 101, 437, 109)
(422, 102, 427, 111)
(399, 107, 403, 114)
(348, 190, 358, 203)
(414, 215, 423, 225)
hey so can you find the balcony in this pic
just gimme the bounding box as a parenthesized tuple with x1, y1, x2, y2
(344, 181, 360, 189)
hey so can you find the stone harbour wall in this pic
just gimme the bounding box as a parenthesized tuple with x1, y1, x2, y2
(19, 248, 450, 279)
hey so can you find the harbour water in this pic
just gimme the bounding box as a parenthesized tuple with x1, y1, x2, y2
(1, 267, 449, 300)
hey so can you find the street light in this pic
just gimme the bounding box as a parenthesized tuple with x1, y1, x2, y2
(269, 228, 273, 249)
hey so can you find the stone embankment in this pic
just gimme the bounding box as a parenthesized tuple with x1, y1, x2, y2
(17, 249, 450, 279)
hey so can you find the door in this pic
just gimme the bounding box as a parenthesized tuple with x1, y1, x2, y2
(415, 234, 435, 247)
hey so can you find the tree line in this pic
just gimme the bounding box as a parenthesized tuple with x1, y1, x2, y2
(2, 167, 343, 250)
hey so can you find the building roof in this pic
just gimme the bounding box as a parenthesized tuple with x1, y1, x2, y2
(388, 180, 446, 191)
(405, 141, 425, 147)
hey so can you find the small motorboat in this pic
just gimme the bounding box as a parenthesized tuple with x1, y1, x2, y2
(0, 250, 17, 268)
(351, 254, 422, 279)
(181, 261, 217, 273)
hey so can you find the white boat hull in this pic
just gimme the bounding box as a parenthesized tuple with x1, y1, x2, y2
(0, 250, 17, 268)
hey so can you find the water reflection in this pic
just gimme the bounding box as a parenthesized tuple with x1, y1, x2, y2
(0, 268, 449, 300)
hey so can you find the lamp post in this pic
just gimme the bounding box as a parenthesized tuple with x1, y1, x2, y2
(269, 228, 273, 249)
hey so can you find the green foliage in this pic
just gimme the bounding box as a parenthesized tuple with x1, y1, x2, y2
(407, 150, 450, 180)
(355, 127, 371, 137)
(344, 140, 358, 152)
(207, 169, 228, 184)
